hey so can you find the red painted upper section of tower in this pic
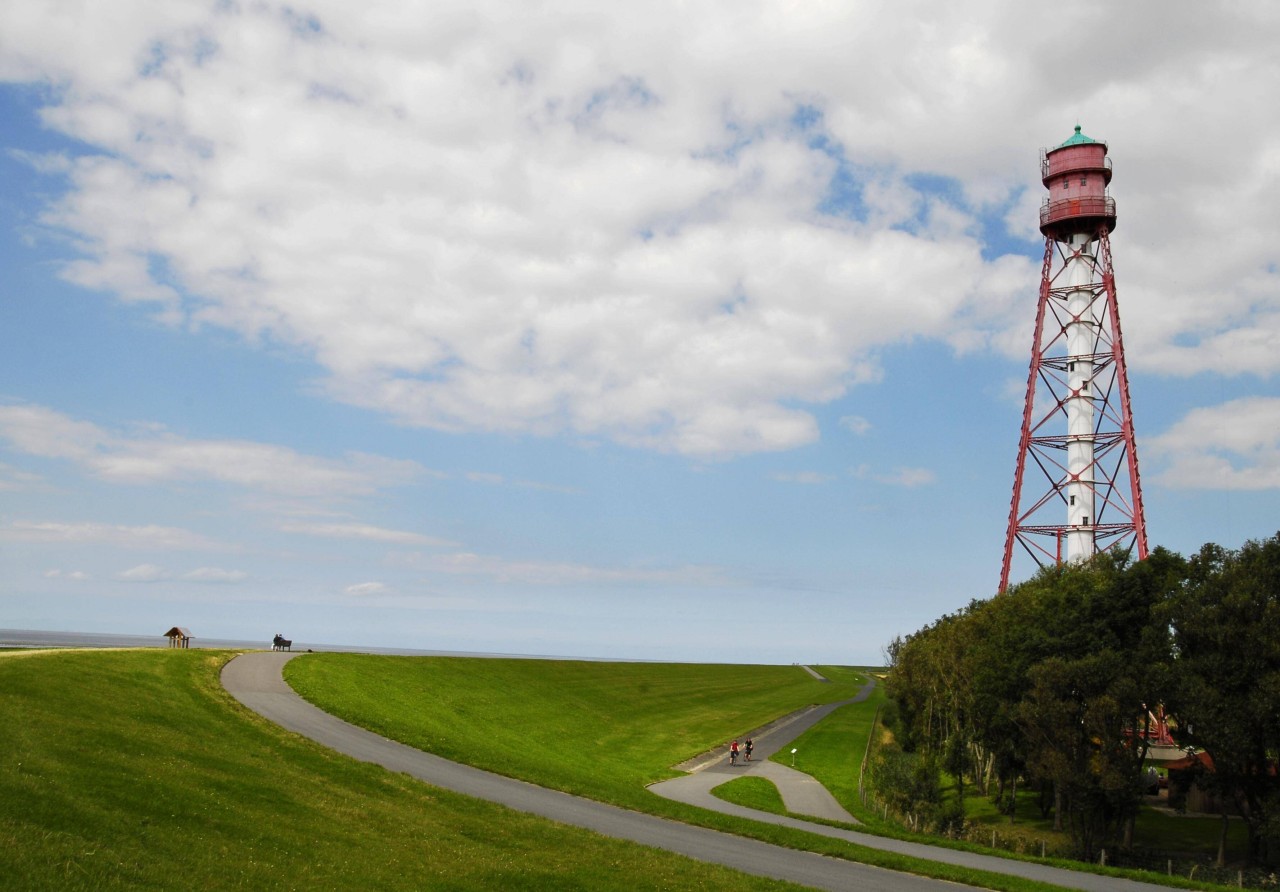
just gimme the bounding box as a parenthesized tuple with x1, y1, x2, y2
(1039, 126, 1116, 240)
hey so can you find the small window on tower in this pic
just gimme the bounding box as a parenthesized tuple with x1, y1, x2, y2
(1068, 362, 1075, 372)
(1063, 178, 1069, 190)
(1081, 175, 1087, 186)
(1070, 495, 1076, 506)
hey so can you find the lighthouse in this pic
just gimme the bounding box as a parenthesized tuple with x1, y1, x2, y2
(999, 126, 1148, 592)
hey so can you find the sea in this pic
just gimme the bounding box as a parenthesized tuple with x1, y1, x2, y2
(0, 628, 621, 661)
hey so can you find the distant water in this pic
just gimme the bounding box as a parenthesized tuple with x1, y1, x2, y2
(0, 628, 617, 661)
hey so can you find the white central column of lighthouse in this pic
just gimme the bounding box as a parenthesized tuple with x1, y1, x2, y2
(1065, 231, 1097, 562)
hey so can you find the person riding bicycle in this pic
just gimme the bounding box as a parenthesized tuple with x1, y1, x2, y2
(729, 739, 740, 765)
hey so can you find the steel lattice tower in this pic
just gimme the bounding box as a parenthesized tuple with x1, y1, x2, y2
(999, 126, 1148, 592)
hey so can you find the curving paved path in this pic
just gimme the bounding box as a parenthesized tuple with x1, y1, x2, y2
(651, 677, 875, 824)
(222, 652, 1173, 892)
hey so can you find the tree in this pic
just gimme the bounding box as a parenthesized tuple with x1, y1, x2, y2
(1165, 534, 1280, 866)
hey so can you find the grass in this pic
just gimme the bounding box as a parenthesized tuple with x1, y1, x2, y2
(3, 648, 1213, 892)
(284, 654, 862, 811)
(284, 655, 1106, 892)
(767, 669, 890, 826)
(1133, 804, 1249, 858)
(762, 680, 1247, 891)
(0, 649, 814, 891)
(711, 776, 788, 814)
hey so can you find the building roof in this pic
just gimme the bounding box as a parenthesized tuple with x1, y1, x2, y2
(164, 627, 192, 637)
(1057, 124, 1100, 148)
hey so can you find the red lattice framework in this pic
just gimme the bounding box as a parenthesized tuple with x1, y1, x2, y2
(999, 229, 1148, 592)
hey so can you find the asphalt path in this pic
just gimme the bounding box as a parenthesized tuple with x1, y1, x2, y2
(222, 652, 1174, 892)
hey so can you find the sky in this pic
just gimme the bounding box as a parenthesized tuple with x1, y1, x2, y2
(1, 2, 1278, 665)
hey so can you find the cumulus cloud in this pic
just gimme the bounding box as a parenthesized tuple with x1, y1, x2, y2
(839, 416, 872, 436)
(854, 465, 937, 488)
(1147, 397, 1280, 490)
(0, 403, 425, 497)
(182, 567, 248, 583)
(117, 563, 167, 582)
(772, 471, 836, 485)
(44, 569, 91, 581)
(1, 1, 1276, 458)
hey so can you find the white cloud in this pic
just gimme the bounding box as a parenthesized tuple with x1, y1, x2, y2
(345, 581, 389, 597)
(840, 415, 872, 436)
(2, 2, 1277, 457)
(182, 567, 248, 583)
(854, 465, 937, 488)
(0, 403, 424, 497)
(278, 521, 454, 546)
(772, 471, 836, 485)
(44, 569, 91, 581)
(2, 520, 222, 550)
(1148, 397, 1280, 491)
(117, 563, 167, 582)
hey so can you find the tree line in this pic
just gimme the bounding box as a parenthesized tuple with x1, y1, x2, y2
(881, 533, 1280, 866)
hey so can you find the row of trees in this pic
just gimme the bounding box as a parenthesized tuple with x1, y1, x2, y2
(882, 533, 1280, 866)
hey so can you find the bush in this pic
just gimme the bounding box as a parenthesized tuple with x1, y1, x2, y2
(874, 747, 942, 822)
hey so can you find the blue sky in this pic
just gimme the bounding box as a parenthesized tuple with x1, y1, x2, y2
(2, 2, 1278, 663)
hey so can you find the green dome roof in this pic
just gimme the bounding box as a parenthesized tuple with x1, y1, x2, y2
(1057, 124, 1100, 148)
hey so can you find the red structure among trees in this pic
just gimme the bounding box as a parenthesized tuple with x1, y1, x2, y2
(1000, 127, 1148, 592)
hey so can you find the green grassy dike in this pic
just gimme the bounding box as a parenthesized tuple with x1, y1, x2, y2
(0, 649, 807, 891)
(283, 654, 1082, 892)
(2, 648, 1169, 892)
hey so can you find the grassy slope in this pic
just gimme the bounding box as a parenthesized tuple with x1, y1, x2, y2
(0, 649, 810, 892)
(286, 656, 1083, 892)
(284, 654, 861, 811)
(770, 666, 886, 822)
(712, 666, 883, 823)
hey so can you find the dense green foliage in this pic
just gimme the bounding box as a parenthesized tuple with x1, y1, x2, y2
(0, 649, 812, 891)
(1164, 538, 1280, 866)
(881, 533, 1280, 869)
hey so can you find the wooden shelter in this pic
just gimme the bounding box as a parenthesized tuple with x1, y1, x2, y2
(163, 627, 192, 649)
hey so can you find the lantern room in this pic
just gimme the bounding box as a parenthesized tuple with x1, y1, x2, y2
(1039, 125, 1116, 241)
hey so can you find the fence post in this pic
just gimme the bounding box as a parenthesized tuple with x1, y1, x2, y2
(1167, 860, 1172, 876)
(1041, 841, 1046, 859)
(1099, 849, 1107, 867)
(858, 704, 881, 799)
(991, 830, 996, 849)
